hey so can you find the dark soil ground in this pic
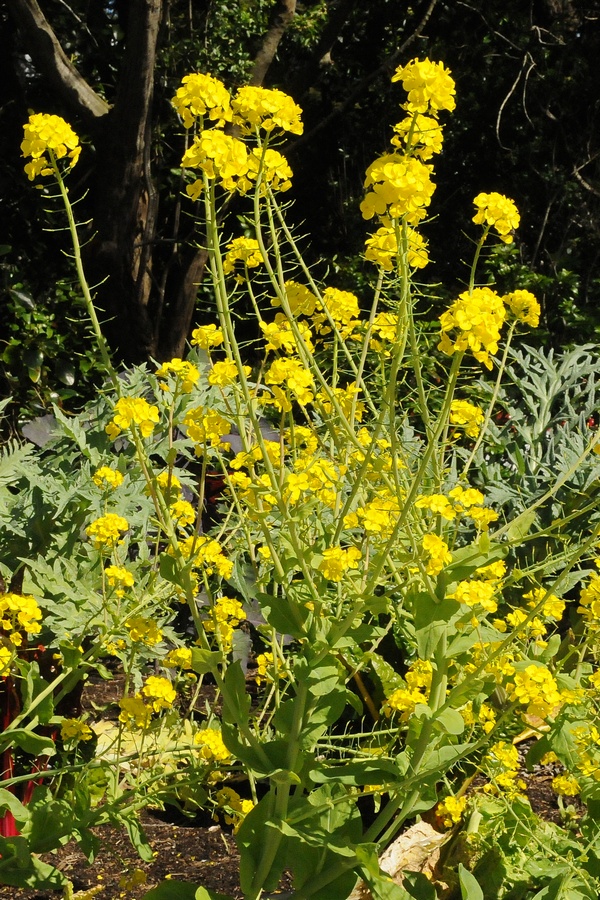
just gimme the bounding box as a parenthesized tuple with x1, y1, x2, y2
(0, 672, 579, 900)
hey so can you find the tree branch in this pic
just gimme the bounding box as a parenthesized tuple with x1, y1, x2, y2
(9, 0, 109, 122)
(250, 0, 297, 86)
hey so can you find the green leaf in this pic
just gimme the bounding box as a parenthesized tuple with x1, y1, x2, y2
(529, 875, 568, 900)
(310, 759, 399, 786)
(221, 661, 250, 726)
(121, 814, 153, 861)
(506, 507, 537, 542)
(458, 864, 484, 900)
(142, 883, 225, 900)
(433, 707, 465, 735)
(411, 591, 460, 658)
(0, 729, 56, 758)
(190, 648, 224, 675)
(0, 836, 66, 889)
(257, 590, 308, 638)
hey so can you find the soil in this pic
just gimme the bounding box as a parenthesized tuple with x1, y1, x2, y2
(0, 672, 579, 900)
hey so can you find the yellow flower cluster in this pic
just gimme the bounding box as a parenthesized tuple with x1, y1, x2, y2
(232, 86, 303, 134)
(364, 225, 429, 272)
(391, 114, 444, 160)
(450, 580, 499, 614)
(552, 773, 580, 796)
(0, 592, 42, 646)
(436, 795, 467, 828)
(264, 357, 315, 410)
(382, 660, 433, 718)
(319, 546, 362, 581)
(156, 358, 200, 394)
(361, 153, 435, 224)
(194, 727, 232, 763)
(163, 647, 193, 669)
(261, 315, 314, 355)
(126, 616, 163, 646)
(104, 564, 134, 597)
(170, 499, 196, 528)
(172, 73, 232, 127)
(347, 493, 402, 539)
(273, 281, 318, 317)
(506, 664, 563, 720)
(92, 466, 124, 490)
(155, 470, 182, 500)
(61, 718, 93, 742)
(178, 535, 234, 580)
(505, 290, 540, 327)
(449, 400, 485, 438)
(283, 458, 343, 509)
(483, 741, 526, 795)
(472, 192, 520, 244)
(21, 113, 81, 180)
(191, 323, 224, 350)
(183, 405, 230, 449)
(141, 675, 177, 712)
(462, 701, 497, 734)
(208, 358, 251, 387)
(392, 59, 456, 114)
(215, 787, 254, 830)
(119, 696, 152, 730)
(86, 513, 129, 550)
(317, 383, 364, 423)
(577, 574, 600, 630)
(255, 651, 275, 686)
(247, 148, 293, 194)
(106, 397, 160, 440)
(204, 596, 246, 653)
(422, 534, 452, 576)
(222, 237, 263, 276)
(438, 286, 506, 370)
(182, 130, 251, 197)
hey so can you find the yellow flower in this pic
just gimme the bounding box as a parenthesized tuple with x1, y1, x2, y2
(21, 113, 81, 180)
(92, 466, 124, 490)
(169, 499, 196, 528)
(472, 192, 520, 243)
(450, 580, 498, 614)
(0, 593, 42, 641)
(155, 470, 182, 499)
(222, 237, 263, 276)
(422, 534, 452, 576)
(504, 289, 540, 327)
(524, 587, 565, 620)
(255, 651, 276, 685)
(506, 664, 563, 719)
(172, 73, 232, 128)
(448, 485, 485, 510)
(231, 86, 303, 135)
(271, 281, 319, 317)
(439, 286, 506, 370)
(119, 695, 152, 730)
(449, 400, 485, 438)
(61, 718, 93, 742)
(86, 513, 129, 550)
(208, 359, 250, 386)
(415, 493, 456, 520)
(215, 787, 254, 830)
(191, 324, 224, 349)
(436, 795, 467, 828)
(391, 114, 444, 160)
(552, 773, 580, 796)
(106, 397, 159, 440)
(364, 225, 429, 271)
(0, 646, 13, 676)
(104, 564, 134, 597)
(361, 153, 435, 224)
(247, 148, 293, 193)
(156, 358, 200, 393)
(264, 358, 314, 408)
(391, 58, 456, 114)
(126, 617, 163, 647)
(141, 675, 176, 712)
(163, 647, 193, 669)
(468, 506, 499, 531)
(382, 686, 427, 718)
(319, 546, 362, 581)
(194, 727, 232, 763)
(182, 130, 250, 195)
(260, 315, 314, 354)
(183, 406, 230, 449)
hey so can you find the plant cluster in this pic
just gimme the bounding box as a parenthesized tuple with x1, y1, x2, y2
(2, 58, 600, 900)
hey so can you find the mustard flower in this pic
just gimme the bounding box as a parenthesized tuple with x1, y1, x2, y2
(319, 546, 362, 581)
(119, 695, 152, 730)
(382, 686, 426, 718)
(364, 225, 429, 271)
(183, 406, 230, 449)
(222, 237, 263, 276)
(260, 315, 314, 354)
(361, 153, 435, 224)
(191, 323, 224, 349)
(170, 499, 196, 528)
(155, 470, 182, 498)
(436, 795, 467, 828)
(524, 588, 565, 620)
(504, 289, 540, 327)
(477, 560, 506, 582)
(356, 495, 402, 538)
(172, 73, 232, 128)
(182, 130, 250, 196)
(505, 608, 546, 639)
(178, 535, 234, 579)
(438, 286, 506, 370)
(506, 664, 563, 719)
(156, 358, 200, 393)
(271, 281, 319, 317)
(552, 773, 580, 797)
(205, 596, 246, 653)
(247, 147, 293, 193)
(317, 383, 364, 422)
(231, 85, 303, 135)
(61, 718, 93, 742)
(142, 675, 176, 712)
(194, 727, 232, 763)
(468, 506, 499, 530)
(0, 592, 42, 643)
(255, 651, 275, 686)
(483, 741, 526, 795)
(447, 485, 485, 510)
(391, 114, 444, 160)
(449, 400, 485, 438)
(208, 358, 251, 386)
(264, 358, 315, 408)
(215, 787, 254, 830)
(106, 396, 160, 440)
(86, 513, 129, 550)
(0, 646, 12, 676)
(104, 564, 134, 597)
(472, 192, 520, 243)
(21, 112, 81, 180)
(92, 466, 124, 490)
(126, 617, 163, 647)
(415, 493, 456, 520)
(163, 647, 193, 669)
(392, 58, 456, 114)
(422, 534, 452, 576)
(450, 580, 498, 614)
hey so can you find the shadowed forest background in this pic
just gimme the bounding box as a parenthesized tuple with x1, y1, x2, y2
(1, 0, 599, 423)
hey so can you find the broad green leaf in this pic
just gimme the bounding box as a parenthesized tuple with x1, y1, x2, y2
(0, 729, 56, 758)
(506, 507, 537, 543)
(310, 759, 399, 786)
(190, 648, 224, 675)
(458, 864, 484, 900)
(433, 706, 465, 735)
(141, 882, 211, 900)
